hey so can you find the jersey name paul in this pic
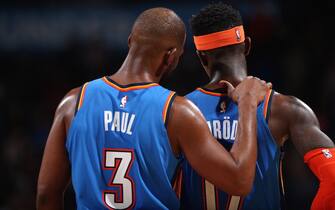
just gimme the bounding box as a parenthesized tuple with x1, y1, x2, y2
(207, 116, 238, 140)
(104, 111, 135, 135)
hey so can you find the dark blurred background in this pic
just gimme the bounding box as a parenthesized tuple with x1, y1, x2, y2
(0, 0, 334, 209)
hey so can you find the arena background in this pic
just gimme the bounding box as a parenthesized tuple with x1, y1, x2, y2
(0, 0, 334, 209)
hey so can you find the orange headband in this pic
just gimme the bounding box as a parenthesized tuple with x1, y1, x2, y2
(193, 25, 245, 51)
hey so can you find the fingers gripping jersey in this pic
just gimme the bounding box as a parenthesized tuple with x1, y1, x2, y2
(66, 77, 180, 210)
(180, 88, 282, 210)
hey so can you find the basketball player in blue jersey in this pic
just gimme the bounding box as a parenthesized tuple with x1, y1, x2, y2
(180, 3, 335, 210)
(36, 8, 271, 210)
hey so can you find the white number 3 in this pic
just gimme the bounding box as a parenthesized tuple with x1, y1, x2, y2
(103, 149, 135, 209)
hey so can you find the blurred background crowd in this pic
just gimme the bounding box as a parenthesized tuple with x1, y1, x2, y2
(0, 0, 334, 209)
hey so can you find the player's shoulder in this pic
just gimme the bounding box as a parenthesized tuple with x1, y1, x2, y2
(54, 87, 81, 130)
(272, 92, 311, 110)
(173, 95, 197, 109)
(271, 92, 316, 121)
(170, 95, 204, 123)
(56, 87, 80, 115)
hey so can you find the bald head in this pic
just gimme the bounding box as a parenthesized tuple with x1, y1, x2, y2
(131, 8, 186, 49)
(124, 8, 186, 79)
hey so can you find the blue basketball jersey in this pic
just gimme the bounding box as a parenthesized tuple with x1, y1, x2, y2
(180, 88, 282, 210)
(66, 77, 180, 210)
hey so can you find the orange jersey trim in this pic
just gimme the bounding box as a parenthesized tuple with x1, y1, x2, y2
(263, 90, 272, 118)
(102, 77, 159, 92)
(162, 92, 176, 123)
(77, 82, 88, 111)
(193, 25, 245, 51)
(197, 88, 226, 97)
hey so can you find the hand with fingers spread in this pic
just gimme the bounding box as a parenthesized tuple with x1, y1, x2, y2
(220, 76, 272, 104)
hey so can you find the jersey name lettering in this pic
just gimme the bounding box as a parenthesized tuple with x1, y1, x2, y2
(207, 117, 238, 140)
(104, 111, 135, 135)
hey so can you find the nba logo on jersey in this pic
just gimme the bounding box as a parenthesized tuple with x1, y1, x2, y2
(322, 149, 333, 159)
(120, 96, 128, 108)
(220, 101, 226, 113)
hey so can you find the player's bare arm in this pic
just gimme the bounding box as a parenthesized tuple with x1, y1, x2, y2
(269, 93, 335, 209)
(168, 77, 270, 196)
(36, 88, 80, 210)
(269, 93, 334, 153)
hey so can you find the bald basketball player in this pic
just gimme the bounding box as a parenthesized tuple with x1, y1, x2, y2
(36, 8, 270, 210)
(180, 3, 335, 210)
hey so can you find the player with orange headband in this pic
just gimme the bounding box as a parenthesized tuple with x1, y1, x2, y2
(180, 3, 335, 210)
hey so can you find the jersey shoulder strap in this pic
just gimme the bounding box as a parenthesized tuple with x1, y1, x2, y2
(74, 82, 89, 115)
(163, 92, 177, 128)
(263, 89, 275, 122)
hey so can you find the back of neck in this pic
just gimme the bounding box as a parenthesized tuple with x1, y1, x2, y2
(110, 46, 162, 85)
(205, 58, 247, 90)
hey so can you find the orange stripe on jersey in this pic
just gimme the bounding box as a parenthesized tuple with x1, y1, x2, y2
(77, 82, 88, 111)
(102, 77, 159, 92)
(263, 90, 272, 118)
(162, 92, 176, 123)
(197, 88, 226, 97)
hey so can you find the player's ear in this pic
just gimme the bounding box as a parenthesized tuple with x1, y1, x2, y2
(156, 48, 178, 77)
(197, 51, 209, 68)
(165, 48, 177, 66)
(244, 36, 252, 56)
(197, 51, 211, 77)
(128, 34, 132, 48)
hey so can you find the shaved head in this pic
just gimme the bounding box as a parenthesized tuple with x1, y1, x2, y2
(131, 7, 186, 49)
(123, 8, 186, 81)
